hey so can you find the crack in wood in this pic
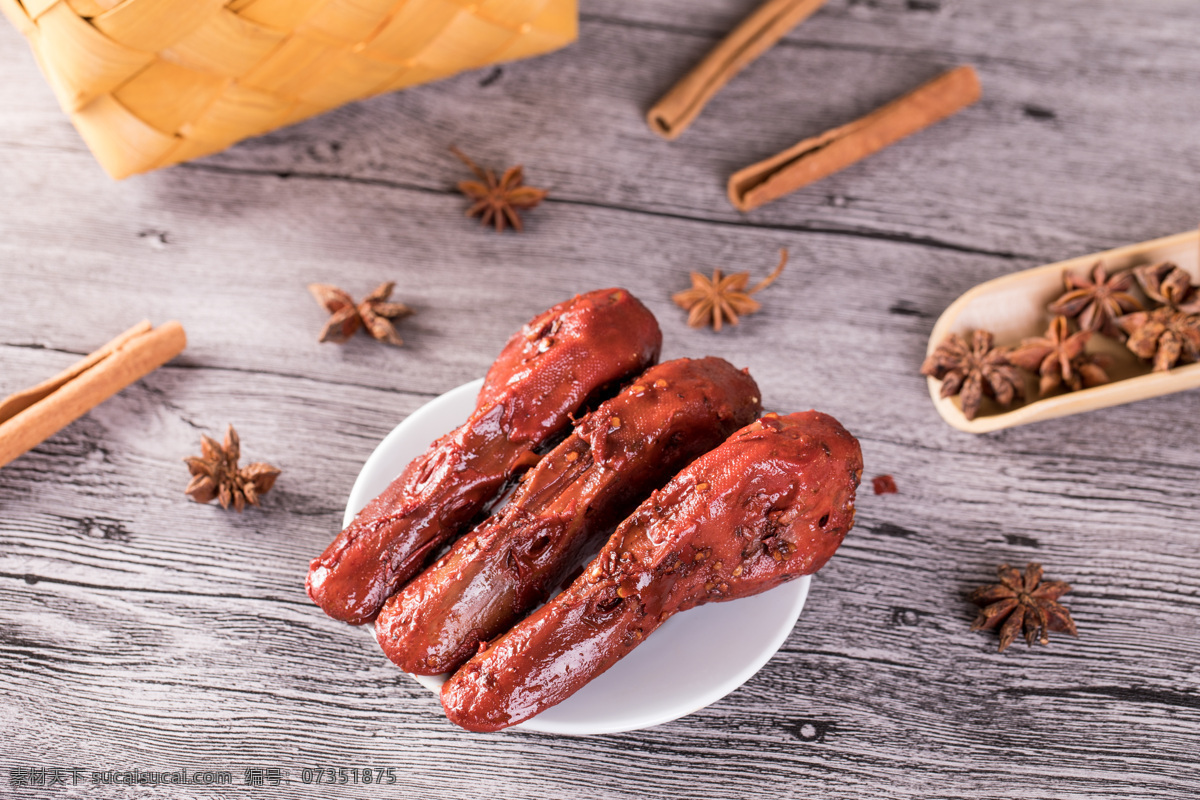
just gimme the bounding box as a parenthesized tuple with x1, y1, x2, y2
(0, 570, 311, 606)
(1006, 685, 1200, 711)
(576, 12, 1041, 71)
(888, 607, 930, 627)
(789, 719, 835, 742)
(53, 514, 133, 543)
(479, 66, 504, 87)
(870, 522, 919, 538)
(0, 343, 445, 402)
(888, 300, 932, 318)
(164, 359, 442, 399)
(177, 163, 1029, 259)
(1023, 104, 1058, 121)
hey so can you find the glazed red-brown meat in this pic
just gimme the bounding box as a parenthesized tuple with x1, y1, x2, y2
(375, 357, 762, 675)
(441, 411, 863, 732)
(307, 289, 662, 625)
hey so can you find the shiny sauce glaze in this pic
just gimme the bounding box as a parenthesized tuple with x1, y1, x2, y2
(306, 289, 662, 624)
(375, 357, 762, 674)
(441, 411, 863, 731)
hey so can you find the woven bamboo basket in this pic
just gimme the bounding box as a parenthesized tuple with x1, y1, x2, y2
(0, 0, 577, 179)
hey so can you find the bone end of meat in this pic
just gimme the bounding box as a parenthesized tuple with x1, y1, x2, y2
(441, 410, 863, 732)
(306, 288, 662, 625)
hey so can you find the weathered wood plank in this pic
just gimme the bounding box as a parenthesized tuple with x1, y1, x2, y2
(1, 361, 1197, 799)
(1, 1, 1199, 798)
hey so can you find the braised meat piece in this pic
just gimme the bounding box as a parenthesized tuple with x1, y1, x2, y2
(375, 357, 762, 674)
(307, 289, 662, 624)
(441, 411, 863, 731)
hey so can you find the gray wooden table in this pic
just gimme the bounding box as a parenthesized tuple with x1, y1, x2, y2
(2, 2, 1198, 798)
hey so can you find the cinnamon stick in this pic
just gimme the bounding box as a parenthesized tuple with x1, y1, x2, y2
(728, 65, 982, 212)
(0, 321, 187, 469)
(647, 0, 828, 140)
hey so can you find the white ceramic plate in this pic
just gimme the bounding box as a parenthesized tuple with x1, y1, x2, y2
(344, 379, 811, 735)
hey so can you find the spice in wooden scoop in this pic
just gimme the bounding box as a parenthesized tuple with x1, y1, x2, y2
(1046, 261, 1141, 340)
(1009, 316, 1112, 396)
(920, 330, 1023, 421)
(1119, 308, 1200, 372)
(1132, 261, 1200, 313)
(1116, 261, 1200, 371)
(647, 0, 829, 140)
(728, 65, 981, 212)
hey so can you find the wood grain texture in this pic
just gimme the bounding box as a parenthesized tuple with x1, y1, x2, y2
(1, 1, 1199, 798)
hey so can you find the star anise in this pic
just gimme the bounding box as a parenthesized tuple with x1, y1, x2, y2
(308, 282, 413, 346)
(672, 249, 787, 332)
(185, 425, 280, 513)
(920, 330, 1025, 421)
(1047, 261, 1141, 339)
(970, 562, 1077, 652)
(1132, 261, 1200, 313)
(451, 146, 547, 233)
(1008, 316, 1111, 396)
(1118, 307, 1200, 371)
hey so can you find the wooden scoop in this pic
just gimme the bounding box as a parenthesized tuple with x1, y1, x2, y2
(926, 230, 1200, 433)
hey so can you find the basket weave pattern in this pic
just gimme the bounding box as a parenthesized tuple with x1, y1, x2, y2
(1, 0, 576, 178)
